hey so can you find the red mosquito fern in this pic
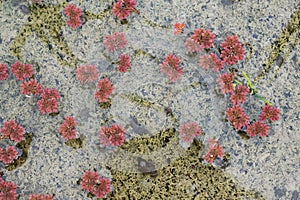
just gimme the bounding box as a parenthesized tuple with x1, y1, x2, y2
(75, 64, 99, 85)
(0, 120, 25, 143)
(178, 121, 202, 143)
(112, 0, 137, 20)
(259, 104, 280, 122)
(58, 116, 77, 140)
(20, 79, 43, 96)
(204, 139, 224, 163)
(190, 28, 215, 49)
(117, 54, 131, 72)
(246, 121, 270, 137)
(226, 105, 249, 130)
(94, 78, 114, 103)
(199, 53, 224, 72)
(0, 63, 8, 80)
(160, 54, 183, 82)
(220, 35, 245, 65)
(11, 61, 34, 81)
(0, 146, 18, 164)
(98, 124, 125, 147)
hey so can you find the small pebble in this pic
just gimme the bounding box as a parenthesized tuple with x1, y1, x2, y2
(20, 5, 30, 15)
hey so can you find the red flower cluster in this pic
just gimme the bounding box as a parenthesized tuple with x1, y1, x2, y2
(174, 22, 185, 35)
(58, 116, 77, 140)
(112, 0, 137, 20)
(190, 28, 215, 49)
(117, 54, 131, 72)
(94, 78, 114, 103)
(226, 105, 249, 130)
(75, 64, 99, 85)
(246, 121, 270, 137)
(204, 139, 224, 163)
(199, 53, 224, 72)
(20, 79, 43, 96)
(178, 121, 202, 143)
(229, 84, 249, 105)
(37, 88, 61, 114)
(217, 72, 235, 94)
(0, 146, 18, 164)
(160, 54, 183, 82)
(259, 104, 280, 122)
(80, 170, 111, 198)
(11, 61, 34, 81)
(220, 35, 245, 65)
(184, 38, 202, 53)
(0, 177, 17, 200)
(103, 32, 128, 52)
(64, 4, 82, 29)
(0, 63, 8, 80)
(1, 119, 25, 143)
(29, 194, 53, 200)
(98, 124, 125, 147)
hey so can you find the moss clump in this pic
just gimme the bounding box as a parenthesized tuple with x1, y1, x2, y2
(108, 139, 265, 199)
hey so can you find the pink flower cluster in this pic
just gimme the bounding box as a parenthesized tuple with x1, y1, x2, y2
(160, 54, 183, 82)
(58, 116, 77, 140)
(75, 64, 99, 85)
(0, 63, 8, 80)
(80, 170, 111, 198)
(28, 193, 53, 200)
(112, 0, 137, 20)
(0, 146, 18, 165)
(94, 78, 114, 103)
(37, 88, 61, 114)
(117, 54, 131, 72)
(64, 4, 82, 29)
(226, 105, 249, 130)
(217, 72, 235, 94)
(11, 61, 34, 81)
(220, 35, 245, 65)
(204, 139, 224, 163)
(178, 121, 202, 143)
(20, 79, 43, 96)
(199, 53, 224, 72)
(99, 124, 125, 147)
(1, 120, 25, 143)
(103, 32, 128, 52)
(0, 177, 17, 200)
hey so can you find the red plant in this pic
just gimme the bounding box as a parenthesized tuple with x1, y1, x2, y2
(20, 79, 43, 96)
(160, 54, 183, 82)
(11, 61, 34, 81)
(0, 146, 18, 164)
(75, 64, 99, 85)
(98, 124, 125, 147)
(0, 120, 25, 143)
(58, 116, 77, 140)
(204, 139, 224, 163)
(199, 53, 224, 72)
(92, 178, 111, 199)
(217, 72, 235, 94)
(80, 170, 111, 198)
(174, 22, 185, 35)
(0, 63, 8, 80)
(37, 88, 60, 114)
(259, 104, 280, 122)
(178, 121, 202, 143)
(190, 28, 215, 49)
(28, 194, 53, 200)
(64, 4, 82, 29)
(117, 54, 131, 72)
(246, 121, 270, 137)
(80, 170, 100, 193)
(0, 177, 17, 200)
(226, 105, 249, 130)
(184, 38, 202, 53)
(220, 35, 245, 65)
(112, 0, 137, 20)
(94, 78, 114, 103)
(103, 32, 128, 52)
(229, 84, 249, 105)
